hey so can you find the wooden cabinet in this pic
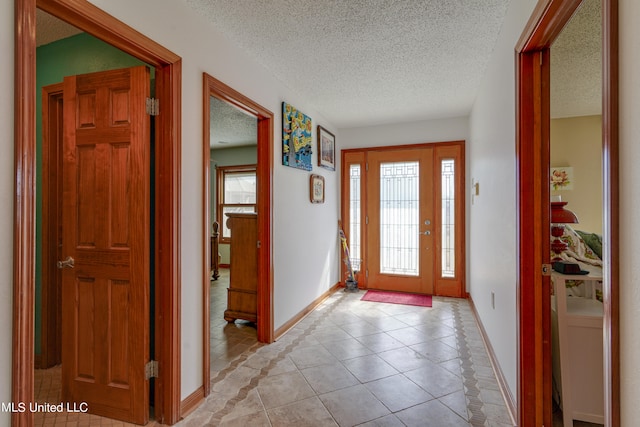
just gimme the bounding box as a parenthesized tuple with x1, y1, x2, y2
(224, 213, 257, 323)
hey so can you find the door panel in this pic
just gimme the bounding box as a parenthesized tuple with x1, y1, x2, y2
(61, 66, 150, 424)
(367, 148, 434, 294)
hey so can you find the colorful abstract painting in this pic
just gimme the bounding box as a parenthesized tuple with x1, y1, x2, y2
(282, 102, 313, 171)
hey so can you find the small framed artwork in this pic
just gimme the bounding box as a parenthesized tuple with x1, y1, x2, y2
(317, 125, 335, 171)
(310, 174, 325, 204)
(550, 166, 574, 190)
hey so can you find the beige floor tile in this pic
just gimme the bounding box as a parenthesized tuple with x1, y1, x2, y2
(319, 384, 390, 427)
(257, 370, 316, 409)
(364, 374, 434, 412)
(34, 289, 517, 427)
(266, 396, 338, 427)
(301, 362, 359, 394)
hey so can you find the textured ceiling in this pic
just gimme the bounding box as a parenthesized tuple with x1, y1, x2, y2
(36, 0, 602, 135)
(36, 8, 82, 47)
(184, 0, 512, 128)
(210, 96, 257, 149)
(550, 0, 601, 118)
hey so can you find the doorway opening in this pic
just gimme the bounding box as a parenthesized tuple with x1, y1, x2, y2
(201, 73, 274, 397)
(515, 0, 618, 426)
(15, 0, 182, 425)
(341, 141, 465, 298)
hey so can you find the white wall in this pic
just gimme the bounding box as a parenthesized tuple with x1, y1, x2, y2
(0, 0, 14, 420)
(468, 0, 538, 399)
(339, 117, 468, 149)
(84, 0, 341, 400)
(619, 0, 640, 422)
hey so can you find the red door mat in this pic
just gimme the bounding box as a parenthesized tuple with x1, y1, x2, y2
(361, 290, 432, 307)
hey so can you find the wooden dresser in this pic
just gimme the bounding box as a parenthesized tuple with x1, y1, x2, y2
(224, 212, 257, 323)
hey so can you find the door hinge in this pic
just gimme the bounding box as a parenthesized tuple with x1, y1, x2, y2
(257, 240, 261, 249)
(365, 215, 369, 225)
(366, 269, 369, 278)
(145, 360, 158, 379)
(146, 97, 159, 116)
(542, 263, 552, 276)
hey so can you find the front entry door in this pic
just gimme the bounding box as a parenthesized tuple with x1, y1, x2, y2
(61, 66, 151, 424)
(366, 148, 434, 294)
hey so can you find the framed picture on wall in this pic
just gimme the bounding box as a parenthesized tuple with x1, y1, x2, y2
(282, 102, 313, 171)
(550, 166, 574, 191)
(317, 125, 335, 171)
(310, 174, 325, 204)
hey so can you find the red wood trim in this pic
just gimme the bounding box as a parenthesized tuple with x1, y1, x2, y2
(15, 1, 183, 424)
(602, 1, 620, 425)
(340, 151, 366, 287)
(37, 0, 179, 67)
(41, 84, 64, 370)
(515, 0, 582, 52)
(341, 140, 465, 155)
(201, 74, 212, 398)
(516, 47, 551, 427)
(516, 1, 619, 426)
(179, 386, 205, 419)
(340, 141, 465, 296)
(433, 142, 465, 298)
(202, 73, 274, 403)
(13, 0, 36, 425)
(154, 59, 182, 425)
(467, 297, 517, 426)
(274, 282, 341, 340)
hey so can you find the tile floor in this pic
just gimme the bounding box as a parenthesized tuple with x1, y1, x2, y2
(35, 270, 518, 426)
(178, 279, 515, 427)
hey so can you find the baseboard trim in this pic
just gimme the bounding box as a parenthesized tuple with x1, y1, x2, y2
(180, 386, 204, 419)
(274, 282, 341, 340)
(467, 296, 517, 426)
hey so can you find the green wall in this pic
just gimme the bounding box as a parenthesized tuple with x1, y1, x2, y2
(35, 33, 150, 356)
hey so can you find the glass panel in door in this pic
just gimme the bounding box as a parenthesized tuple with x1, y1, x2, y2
(367, 148, 434, 294)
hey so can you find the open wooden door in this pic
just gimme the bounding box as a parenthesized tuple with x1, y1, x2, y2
(61, 66, 151, 425)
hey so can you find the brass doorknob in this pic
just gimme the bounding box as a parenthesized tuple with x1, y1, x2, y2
(57, 256, 75, 269)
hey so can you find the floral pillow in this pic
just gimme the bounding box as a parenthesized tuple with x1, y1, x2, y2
(559, 225, 602, 266)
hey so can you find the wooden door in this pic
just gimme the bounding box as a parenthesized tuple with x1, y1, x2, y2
(61, 66, 150, 425)
(366, 148, 434, 294)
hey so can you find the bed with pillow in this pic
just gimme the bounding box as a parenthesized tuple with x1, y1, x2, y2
(551, 224, 605, 425)
(555, 225, 603, 300)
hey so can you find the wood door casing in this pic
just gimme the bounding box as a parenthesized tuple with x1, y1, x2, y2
(15, 1, 183, 424)
(61, 66, 150, 424)
(341, 142, 465, 298)
(366, 148, 435, 294)
(41, 83, 64, 369)
(433, 144, 465, 297)
(516, 1, 619, 425)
